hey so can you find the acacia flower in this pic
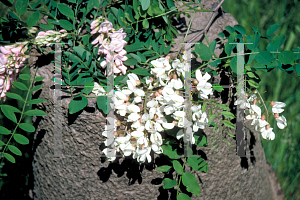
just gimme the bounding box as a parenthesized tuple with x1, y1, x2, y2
(274, 114, 287, 129)
(195, 69, 213, 99)
(260, 125, 275, 140)
(270, 101, 285, 114)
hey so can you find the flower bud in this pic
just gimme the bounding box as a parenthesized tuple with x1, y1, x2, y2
(173, 74, 177, 80)
(165, 55, 170, 60)
(266, 124, 271, 130)
(172, 120, 178, 126)
(141, 144, 145, 149)
(253, 99, 257, 105)
(136, 80, 141, 86)
(115, 120, 121, 126)
(270, 101, 276, 106)
(193, 79, 199, 85)
(114, 131, 119, 137)
(261, 114, 266, 121)
(155, 92, 160, 97)
(28, 27, 38, 34)
(158, 89, 163, 95)
(168, 75, 172, 79)
(274, 113, 279, 119)
(149, 77, 154, 83)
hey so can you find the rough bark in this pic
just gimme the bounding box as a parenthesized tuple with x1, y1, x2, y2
(30, 0, 276, 199)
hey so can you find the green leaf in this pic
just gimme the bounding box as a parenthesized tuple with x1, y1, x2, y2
(123, 58, 137, 66)
(59, 19, 73, 30)
(24, 109, 47, 116)
(226, 130, 235, 138)
(12, 81, 28, 90)
(5, 92, 24, 102)
(207, 114, 215, 126)
(218, 32, 225, 38)
(167, 0, 176, 10)
(209, 40, 216, 54)
(130, 68, 151, 76)
(187, 157, 209, 172)
(182, 172, 201, 196)
(27, 11, 40, 27)
(296, 64, 300, 78)
(19, 123, 35, 132)
(225, 26, 235, 34)
(0, 140, 5, 146)
(248, 79, 259, 88)
(255, 51, 275, 65)
(8, 145, 22, 156)
(177, 193, 192, 200)
(31, 84, 42, 92)
(58, 3, 74, 19)
(19, 74, 31, 80)
(233, 25, 246, 35)
(34, 76, 45, 81)
(220, 111, 235, 119)
(267, 24, 280, 35)
(69, 95, 88, 114)
(4, 153, 15, 163)
(162, 144, 180, 159)
(157, 165, 172, 172)
(140, 0, 150, 10)
(246, 32, 261, 51)
(278, 51, 298, 65)
(0, 126, 11, 135)
(125, 42, 145, 52)
(130, 53, 142, 63)
(14, 134, 29, 145)
(194, 135, 208, 147)
(195, 43, 212, 61)
(16, 0, 28, 15)
(162, 178, 177, 189)
(97, 96, 112, 114)
(0, 105, 17, 123)
(152, 3, 163, 15)
(27, 99, 47, 104)
(142, 19, 149, 29)
(223, 120, 236, 129)
(172, 160, 183, 175)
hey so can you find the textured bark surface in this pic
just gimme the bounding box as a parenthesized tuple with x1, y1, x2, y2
(30, 0, 277, 199)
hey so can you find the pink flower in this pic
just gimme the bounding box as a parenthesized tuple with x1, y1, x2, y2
(11, 46, 23, 56)
(91, 27, 100, 35)
(118, 65, 127, 75)
(59, 29, 66, 33)
(0, 46, 12, 54)
(99, 21, 113, 33)
(109, 39, 124, 52)
(118, 49, 127, 56)
(0, 53, 8, 65)
(37, 31, 46, 37)
(110, 32, 126, 40)
(91, 20, 100, 30)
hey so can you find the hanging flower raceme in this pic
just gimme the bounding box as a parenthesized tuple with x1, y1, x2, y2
(34, 30, 68, 46)
(100, 55, 210, 163)
(0, 41, 30, 100)
(237, 89, 288, 140)
(90, 17, 128, 76)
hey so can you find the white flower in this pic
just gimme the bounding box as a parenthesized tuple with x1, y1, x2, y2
(245, 105, 261, 126)
(195, 69, 213, 99)
(168, 78, 183, 90)
(276, 115, 287, 129)
(169, 59, 185, 76)
(127, 112, 140, 122)
(102, 148, 116, 162)
(172, 111, 186, 127)
(127, 104, 140, 113)
(150, 132, 163, 154)
(192, 112, 208, 132)
(260, 126, 275, 140)
(176, 129, 195, 144)
(150, 58, 171, 77)
(133, 146, 152, 163)
(271, 101, 286, 114)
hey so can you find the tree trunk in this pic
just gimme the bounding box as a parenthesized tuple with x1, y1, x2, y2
(30, 0, 274, 199)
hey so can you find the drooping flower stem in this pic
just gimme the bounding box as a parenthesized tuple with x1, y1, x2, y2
(256, 89, 269, 122)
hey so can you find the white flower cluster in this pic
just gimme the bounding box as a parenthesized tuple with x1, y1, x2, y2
(235, 89, 287, 140)
(90, 17, 128, 76)
(100, 55, 213, 163)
